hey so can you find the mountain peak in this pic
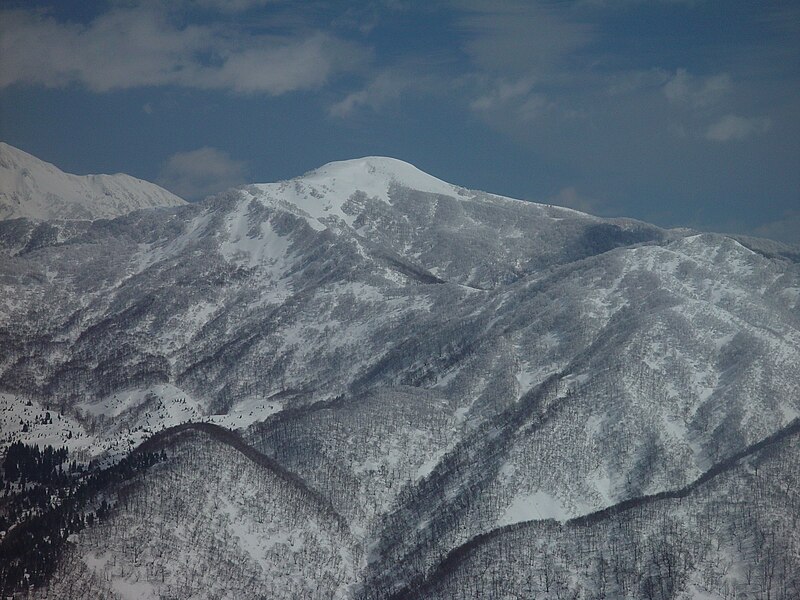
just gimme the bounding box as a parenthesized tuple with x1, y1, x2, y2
(249, 156, 458, 226)
(0, 141, 186, 222)
(300, 156, 458, 199)
(308, 155, 446, 183)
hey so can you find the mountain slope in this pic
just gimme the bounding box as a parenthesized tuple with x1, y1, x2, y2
(399, 419, 800, 599)
(32, 424, 357, 600)
(0, 142, 185, 221)
(1, 156, 798, 598)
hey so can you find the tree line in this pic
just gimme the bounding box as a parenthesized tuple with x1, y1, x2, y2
(0, 441, 167, 597)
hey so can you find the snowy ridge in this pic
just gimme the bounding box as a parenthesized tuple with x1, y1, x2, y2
(303, 156, 460, 200)
(36, 425, 357, 599)
(250, 157, 462, 227)
(404, 421, 800, 599)
(0, 142, 185, 221)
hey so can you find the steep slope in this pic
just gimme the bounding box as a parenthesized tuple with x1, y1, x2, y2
(251, 386, 464, 537)
(399, 419, 800, 599)
(0, 157, 671, 421)
(32, 424, 357, 600)
(0, 142, 185, 221)
(353, 233, 800, 595)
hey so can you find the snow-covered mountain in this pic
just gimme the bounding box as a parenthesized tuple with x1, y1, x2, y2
(0, 142, 185, 221)
(1, 155, 798, 598)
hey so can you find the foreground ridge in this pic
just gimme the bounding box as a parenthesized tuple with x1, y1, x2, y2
(396, 418, 800, 599)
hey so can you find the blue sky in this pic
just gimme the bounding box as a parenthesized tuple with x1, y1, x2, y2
(1, 0, 798, 243)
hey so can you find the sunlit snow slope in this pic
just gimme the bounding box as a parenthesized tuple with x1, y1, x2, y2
(0, 142, 185, 221)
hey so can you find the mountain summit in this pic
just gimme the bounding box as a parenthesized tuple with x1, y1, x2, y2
(0, 142, 185, 221)
(301, 156, 459, 197)
(245, 156, 461, 228)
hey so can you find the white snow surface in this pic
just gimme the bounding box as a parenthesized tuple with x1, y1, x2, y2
(1, 386, 282, 464)
(0, 142, 185, 221)
(250, 156, 462, 227)
(500, 490, 570, 524)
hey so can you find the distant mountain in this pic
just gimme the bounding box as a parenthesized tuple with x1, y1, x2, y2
(0, 142, 185, 221)
(1, 156, 798, 598)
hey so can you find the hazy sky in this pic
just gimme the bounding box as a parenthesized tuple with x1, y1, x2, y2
(1, 0, 798, 243)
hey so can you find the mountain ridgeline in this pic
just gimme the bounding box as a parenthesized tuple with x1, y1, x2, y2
(0, 142, 185, 222)
(0, 150, 798, 598)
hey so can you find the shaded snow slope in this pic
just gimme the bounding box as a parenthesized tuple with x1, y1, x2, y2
(404, 420, 800, 600)
(34, 424, 357, 600)
(0, 142, 185, 221)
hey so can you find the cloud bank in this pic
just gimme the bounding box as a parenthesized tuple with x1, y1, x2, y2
(705, 114, 772, 142)
(0, 6, 369, 95)
(158, 147, 247, 200)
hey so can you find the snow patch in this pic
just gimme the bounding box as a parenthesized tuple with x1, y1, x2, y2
(500, 490, 570, 525)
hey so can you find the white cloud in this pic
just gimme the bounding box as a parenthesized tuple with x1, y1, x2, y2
(547, 186, 614, 217)
(329, 71, 416, 117)
(0, 7, 369, 95)
(200, 33, 368, 95)
(705, 114, 772, 142)
(470, 77, 535, 111)
(605, 69, 671, 96)
(753, 211, 800, 245)
(469, 77, 550, 121)
(329, 61, 453, 118)
(158, 147, 247, 200)
(452, 1, 596, 128)
(0, 8, 208, 91)
(455, 0, 592, 76)
(192, 0, 279, 12)
(663, 69, 731, 108)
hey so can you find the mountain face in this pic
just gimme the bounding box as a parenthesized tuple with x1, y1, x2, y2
(1, 155, 799, 599)
(0, 142, 185, 221)
(35, 424, 358, 600)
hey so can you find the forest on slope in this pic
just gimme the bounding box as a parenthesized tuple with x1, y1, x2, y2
(1, 155, 798, 598)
